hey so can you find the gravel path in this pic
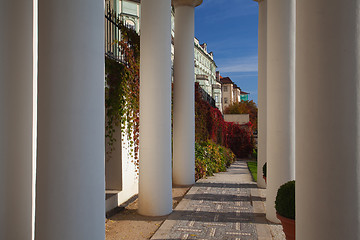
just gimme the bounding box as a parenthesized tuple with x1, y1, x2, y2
(151, 161, 285, 240)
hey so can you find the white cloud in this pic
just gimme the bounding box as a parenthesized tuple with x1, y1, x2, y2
(217, 56, 258, 73)
(247, 90, 258, 95)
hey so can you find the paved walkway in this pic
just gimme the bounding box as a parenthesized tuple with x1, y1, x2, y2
(151, 161, 285, 240)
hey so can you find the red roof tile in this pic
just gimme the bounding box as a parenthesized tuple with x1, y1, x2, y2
(220, 77, 233, 84)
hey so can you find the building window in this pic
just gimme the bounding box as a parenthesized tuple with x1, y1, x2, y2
(125, 20, 136, 30)
(223, 86, 228, 92)
(224, 97, 228, 104)
(123, 2, 138, 15)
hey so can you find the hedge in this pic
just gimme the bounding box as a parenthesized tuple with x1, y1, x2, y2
(195, 140, 235, 180)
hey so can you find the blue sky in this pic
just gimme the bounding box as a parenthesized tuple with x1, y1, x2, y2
(195, 0, 259, 103)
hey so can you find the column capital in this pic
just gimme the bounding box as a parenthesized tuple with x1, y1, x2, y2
(172, 0, 202, 8)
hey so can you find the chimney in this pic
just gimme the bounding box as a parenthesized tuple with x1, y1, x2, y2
(201, 43, 207, 52)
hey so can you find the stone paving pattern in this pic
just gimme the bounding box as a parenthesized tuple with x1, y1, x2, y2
(151, 161, 285, 240)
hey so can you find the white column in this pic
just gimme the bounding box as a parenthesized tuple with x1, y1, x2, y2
(255, 0, 267, 188)
(138, 0, 173, 216)
(0, 1, 34, 239)
(266, 0, 296, 223)
(297, 1, 360, 239)
(35, 0, 105, 239)
(172, 0, 202, 186)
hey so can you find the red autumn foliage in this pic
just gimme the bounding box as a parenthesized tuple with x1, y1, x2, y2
(195, 83, 255, 158)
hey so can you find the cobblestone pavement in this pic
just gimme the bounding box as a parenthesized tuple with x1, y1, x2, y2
(151, 160, 285, 240)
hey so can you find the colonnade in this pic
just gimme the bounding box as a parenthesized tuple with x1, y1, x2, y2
(1, 0, 360, 239)
(1, 0, 202, 238)
(256, 0, 360, 238)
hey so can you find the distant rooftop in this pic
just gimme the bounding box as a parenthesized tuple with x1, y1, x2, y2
(194, 37, 215, 62)
(220, 77, 233, 84)
(233, 84, 240, 90)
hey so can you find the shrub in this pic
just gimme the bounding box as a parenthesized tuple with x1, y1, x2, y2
(195, 140, 235, 181)
(195, 83, 255, 158)
(225, 121, 254, 158)
(223, 100, 258, 132)
(252, 148, 257, 159)
(275, 180, 295, 220)
(195, 84, 211, 143)
(262, 162, 267, 178)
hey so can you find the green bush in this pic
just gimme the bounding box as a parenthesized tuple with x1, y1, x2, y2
(252, 148, 257, 159)
(195, 140, 235, 180)
(275, 180, 295, 219)
(262, 162, 267, 178)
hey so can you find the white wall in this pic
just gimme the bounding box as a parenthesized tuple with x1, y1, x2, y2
(224, 114, 250, 125)
(105, 124, 139, 212)
(105, 125, 123, 190)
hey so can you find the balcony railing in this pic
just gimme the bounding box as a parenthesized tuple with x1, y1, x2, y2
(198, 86, 216, 108)
(105, 4, 124, 63)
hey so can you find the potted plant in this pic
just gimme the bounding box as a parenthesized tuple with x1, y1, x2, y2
(275, 180, 295, 240)
(262, 162, 267, 183)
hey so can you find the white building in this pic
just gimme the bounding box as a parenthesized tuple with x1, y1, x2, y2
(194, 38, 220, 109)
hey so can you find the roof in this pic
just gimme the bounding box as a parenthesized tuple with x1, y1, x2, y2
(233, 84, 240, 90)
(220, 77, 233, 84)
(241, 90, 249, 95)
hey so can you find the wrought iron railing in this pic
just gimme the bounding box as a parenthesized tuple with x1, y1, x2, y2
(198, 86, 216, 108)
(105, 4, 123, 63)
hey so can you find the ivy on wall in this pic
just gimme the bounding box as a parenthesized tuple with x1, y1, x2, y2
(105, 25, 140, 172)
(224, 100, 258, 131)
(195, 83, 255, 158)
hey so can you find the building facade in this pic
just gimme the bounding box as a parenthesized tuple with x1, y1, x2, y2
(106, 0, 220, 110)
(194, 38, 218, 104)
(216, 72, 249, 111)
(220, 77, 234, 111)
(240, 90, 249, 101)
(220, 75, 250, 112)
(107, 0, 141, 33)
(233, 84, 241, 103)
